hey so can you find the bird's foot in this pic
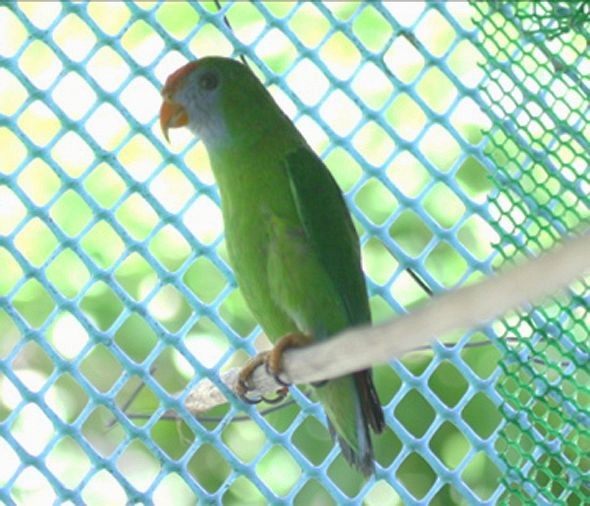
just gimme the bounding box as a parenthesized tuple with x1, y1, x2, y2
(236, 332, 312, 404)
(265, 332, 313, 386)
(236, 352, 288, 404)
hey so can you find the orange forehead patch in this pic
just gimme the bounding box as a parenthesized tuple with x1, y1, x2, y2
(162, 60, 200, 95)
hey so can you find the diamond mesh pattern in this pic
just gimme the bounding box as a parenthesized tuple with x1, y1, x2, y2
(0, 2, 585, 504)
(472, 2, 589, 504)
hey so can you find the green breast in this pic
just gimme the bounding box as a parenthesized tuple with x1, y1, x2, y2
(210, 144, 302, 341)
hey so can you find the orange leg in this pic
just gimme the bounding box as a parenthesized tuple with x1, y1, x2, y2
(266, 332, 313, 384)
(236, 332, 312, 404)
(236, 351, 268, 402)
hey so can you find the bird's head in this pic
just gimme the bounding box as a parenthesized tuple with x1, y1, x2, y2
(160, 56, 276, 148)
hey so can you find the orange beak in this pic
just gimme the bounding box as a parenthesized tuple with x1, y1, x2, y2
(160, 98, 188, 143)
(160, 61, 201, 142)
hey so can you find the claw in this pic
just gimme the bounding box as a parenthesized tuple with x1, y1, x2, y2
(236, 333, 312, 404)
(236, 352, 269, 404)
(266, 332, 313, 386)
(240, 392, 264, 404)
(264, 360, 290, 387)
(260, 387, 289, 404)
(236, 377, 264, 404)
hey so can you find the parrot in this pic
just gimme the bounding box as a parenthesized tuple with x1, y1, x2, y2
(160, 56, 384, 476)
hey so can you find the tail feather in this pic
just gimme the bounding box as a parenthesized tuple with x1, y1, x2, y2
(354, 370, 385, 434)
(327, 416, 374, 476)
(316, 370, 384, 477)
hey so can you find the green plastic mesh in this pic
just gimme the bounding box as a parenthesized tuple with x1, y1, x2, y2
(0, 1, 588, 504)
(472, 2, 589, 504)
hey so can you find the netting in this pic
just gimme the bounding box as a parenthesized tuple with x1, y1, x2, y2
(472, 2, 589, 504)
(0, 2, 586, 505)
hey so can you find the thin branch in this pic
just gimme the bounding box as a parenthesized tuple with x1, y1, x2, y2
(116, 338, 565, 427)
(106, 364, 157, 429)
(214, 0, 248, 66)
(406, 267, 433, 296)
(124, 399, 298, 424)
(185, 231, 590, 415)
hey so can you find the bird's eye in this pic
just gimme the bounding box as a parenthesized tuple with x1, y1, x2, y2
(199, 72, 219, 91)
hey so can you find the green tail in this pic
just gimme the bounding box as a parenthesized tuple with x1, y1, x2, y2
(315, 371, 384, 476)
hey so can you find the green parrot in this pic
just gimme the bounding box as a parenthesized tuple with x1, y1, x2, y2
(160, 56, 384, 476)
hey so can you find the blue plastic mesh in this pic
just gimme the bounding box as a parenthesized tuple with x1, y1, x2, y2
(2, 1, 583, 504)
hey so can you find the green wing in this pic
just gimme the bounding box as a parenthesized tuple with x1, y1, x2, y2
(285, 147, 384, 469)
(285, 147, 371, 329)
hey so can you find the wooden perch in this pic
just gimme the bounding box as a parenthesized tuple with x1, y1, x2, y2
(185, 231, 590, 414)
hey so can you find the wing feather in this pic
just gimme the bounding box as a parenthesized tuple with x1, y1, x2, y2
(285, 147, 370, 328)
(285, 147, 385, 448)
